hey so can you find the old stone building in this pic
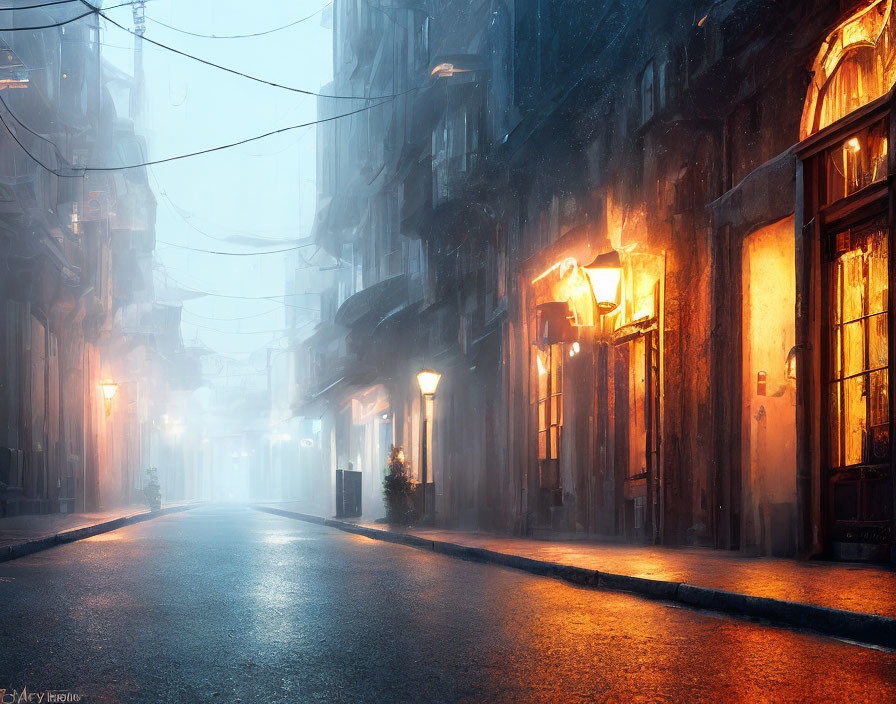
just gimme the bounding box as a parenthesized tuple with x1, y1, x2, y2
(0, 6, 191, 515)
(298, 0, 895, 563)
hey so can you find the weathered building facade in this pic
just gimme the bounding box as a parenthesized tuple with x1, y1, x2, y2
(300, 0, 895, 563)
(0, 6, 189, 515)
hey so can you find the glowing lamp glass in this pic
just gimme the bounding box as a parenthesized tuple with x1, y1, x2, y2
(100, 382, 118, 401)
(583, 266, 622, 314)
(416, 369, 442, 396)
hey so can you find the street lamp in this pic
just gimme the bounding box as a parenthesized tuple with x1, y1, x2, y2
(582, 250, 622, 315)
(416, 369, 442, 396)
(100, 381, 118, 416)
(416, 369, 441, 522)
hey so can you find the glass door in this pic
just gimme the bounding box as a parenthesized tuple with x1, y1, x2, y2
(827, 218, 893, 559)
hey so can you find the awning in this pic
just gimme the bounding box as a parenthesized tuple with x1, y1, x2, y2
(334, 274, 408, 328)
(302, 320, 349, 348)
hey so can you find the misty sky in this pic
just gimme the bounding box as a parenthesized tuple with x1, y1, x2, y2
(101, 0, 332, 369)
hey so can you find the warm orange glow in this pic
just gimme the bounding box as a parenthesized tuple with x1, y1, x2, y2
(100, 382, 118, 401)
(582, 251, 622, 315)
(584, 267, 622, 314)
(801, 0, 896, 137)
(430, 62, 471, 78)
(416, 369, 442, 396)
(531, 258, 576, 285)
(827, 121, 888, 203)
(536, 351, 548, 376)
(742, 217, 797, 556)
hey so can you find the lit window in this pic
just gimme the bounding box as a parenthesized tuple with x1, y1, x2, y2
(536, 345, 563, 461)
(802, 0, 896, 137)
(826, 120, 888, 204)
(829, 221, 889, 468)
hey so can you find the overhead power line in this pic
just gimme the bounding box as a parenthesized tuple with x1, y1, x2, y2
(181, 321, 289, 335)
(157, 278, 322, 311)
(0, 0, 79, 10)
(0, 7, 93, 30)
(144, 2, 332, 39)
(0, 95, 393, 175)
(0, 91, 70, 165)
(182, 307, 283, 323)
(157, 240, 309, 256)
(87, 1, 418, 101)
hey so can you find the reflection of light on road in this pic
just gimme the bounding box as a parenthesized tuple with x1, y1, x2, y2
(261, 531, 307, 545)
(346, 533, 376, 545)
(85, 532, 124, 542)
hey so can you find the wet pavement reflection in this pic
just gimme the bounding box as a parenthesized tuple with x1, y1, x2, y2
(347, 519, 896, 618)
(0, 506, 893, 703)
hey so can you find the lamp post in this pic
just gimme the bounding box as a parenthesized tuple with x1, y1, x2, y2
(416, 369, 441, 522)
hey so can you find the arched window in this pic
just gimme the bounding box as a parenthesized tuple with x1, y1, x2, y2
(802, 0, 896, 138)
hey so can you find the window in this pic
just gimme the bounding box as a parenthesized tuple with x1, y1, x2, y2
(829, 221, 889, 468)
(657, 59, 667, 110)
(536, 345, 563, 460)
(825, 120, 888, 204)
(802, 0, 896, 138)
(640, 61, 655, 124)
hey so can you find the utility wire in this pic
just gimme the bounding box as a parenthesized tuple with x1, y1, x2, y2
(0, 95, 393, 175)
(182, 307, 283, 323)
(157, 276, 322, 310)
(143, 2, 332, 39)
(157, 240, 308, 256)
(181, 321, 289, 335)
(0, 0, 79, 10)
(0, 108, 67, 175)
(0, 91, 70, 165)
(0, 7, 93, 30)
(150, 168, 261, 245)
(86, 1, 419, 101)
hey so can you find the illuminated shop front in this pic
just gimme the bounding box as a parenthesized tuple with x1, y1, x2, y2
(527, 243, 665, 541)
(796, 0, 895, 561)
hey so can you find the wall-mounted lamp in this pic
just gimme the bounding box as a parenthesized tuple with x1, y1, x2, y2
(100, 381, 118, 416)
(430, 62, 470, 78)
(582, 250, 622, 315)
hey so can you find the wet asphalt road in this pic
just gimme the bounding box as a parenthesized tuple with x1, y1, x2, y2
(0, 506, 894, 703)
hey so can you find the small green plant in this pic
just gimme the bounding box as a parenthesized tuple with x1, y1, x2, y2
(383, 445, 415, 525)
(143, 467, 161, 511)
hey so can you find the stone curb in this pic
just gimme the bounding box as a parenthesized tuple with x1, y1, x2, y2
(255, 505, 896, 649)
(0, 503, 202, 564)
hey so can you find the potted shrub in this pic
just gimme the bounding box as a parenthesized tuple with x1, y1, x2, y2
(143, 467, 161, 512)
(382, 445, 415, 526)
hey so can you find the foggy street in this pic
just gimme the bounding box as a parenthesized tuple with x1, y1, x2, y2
(4, 0, 896, 699)
(0, 505, 894, 703)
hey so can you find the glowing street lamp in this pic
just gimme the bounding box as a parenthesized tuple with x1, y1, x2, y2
(416, 369, 442, 522)
(416, 369, 442, 396)
(100, 381, 118, 416)
(582, 250, 622, 316)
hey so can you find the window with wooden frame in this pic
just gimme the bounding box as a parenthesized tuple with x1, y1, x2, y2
(536, 344, 563, 461)
(829, 219, 890, 469)
(825, 119, 888, 205)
